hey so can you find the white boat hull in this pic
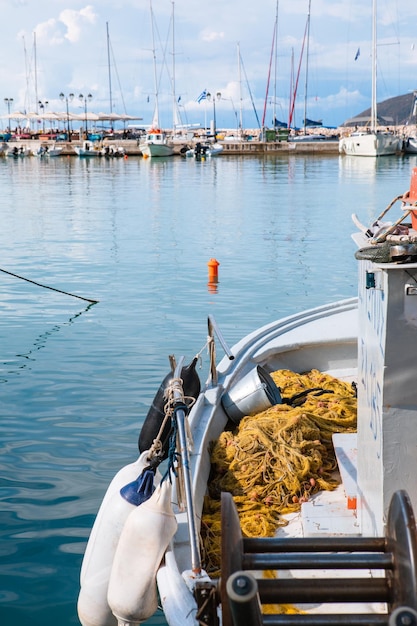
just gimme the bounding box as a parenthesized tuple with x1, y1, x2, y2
(339, 131, 401, 156)
(185, 142, 224, 158)
(139, 131, 174, 158)
(74, 141, 102, 157)
(404, 136, 417, 154)
(8, 146, 31, 157)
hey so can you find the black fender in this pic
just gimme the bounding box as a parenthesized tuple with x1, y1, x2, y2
(138, 357, 200, 460)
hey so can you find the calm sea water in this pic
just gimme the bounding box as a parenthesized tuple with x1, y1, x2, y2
(1, 151, 416, 626)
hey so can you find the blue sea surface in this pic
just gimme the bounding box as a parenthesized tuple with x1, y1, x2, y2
(0, 152, 416, 626)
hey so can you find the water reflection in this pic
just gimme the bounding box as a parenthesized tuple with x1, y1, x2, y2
(0, 303, 96, 382)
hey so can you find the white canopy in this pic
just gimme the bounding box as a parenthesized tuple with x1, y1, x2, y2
(1, 111, 142, 122)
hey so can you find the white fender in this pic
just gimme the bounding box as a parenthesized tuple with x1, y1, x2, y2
(78, 451, 160, 626)
(107, 480, 178, 625)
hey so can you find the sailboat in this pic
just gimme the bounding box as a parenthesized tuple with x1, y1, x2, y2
(139, 0, 174, 158)
(339, 0, 400, 157)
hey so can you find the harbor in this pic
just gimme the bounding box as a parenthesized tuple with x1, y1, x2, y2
(1, 153, 417, 626)
(3, 0, 417, 624)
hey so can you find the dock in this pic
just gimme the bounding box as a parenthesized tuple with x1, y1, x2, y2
(5, 137, 341, 157)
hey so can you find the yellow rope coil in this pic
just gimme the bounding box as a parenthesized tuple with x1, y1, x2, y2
(200, 368, 357, 578)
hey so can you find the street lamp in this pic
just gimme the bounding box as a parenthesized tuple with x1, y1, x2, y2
(79, 93, 92, 139)
(38, 99, 49, 133)
(59, 92, 74, 141)
(206, 91, 221, 137)
(4, 97, 13, 130)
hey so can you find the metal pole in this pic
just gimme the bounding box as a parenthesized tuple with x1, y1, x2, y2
(173, 357, 201, 574)
(66, 99, 71, 141)
(208, 315, 234, 360)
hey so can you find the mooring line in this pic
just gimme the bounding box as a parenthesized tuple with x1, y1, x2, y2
(0, 267, 99, 304)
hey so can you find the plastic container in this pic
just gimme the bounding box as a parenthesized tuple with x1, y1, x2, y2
(221, 365, 282, 423)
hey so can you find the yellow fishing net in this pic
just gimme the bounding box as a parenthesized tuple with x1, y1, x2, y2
(200, 368, 357, 578)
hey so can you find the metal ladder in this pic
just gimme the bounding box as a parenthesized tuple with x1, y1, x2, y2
(220, 490, 417, 626)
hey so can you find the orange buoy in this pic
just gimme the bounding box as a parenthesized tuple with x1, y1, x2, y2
(207, 258, 219, 282)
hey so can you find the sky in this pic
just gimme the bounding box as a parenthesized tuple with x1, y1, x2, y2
(1, 0, 417, 131)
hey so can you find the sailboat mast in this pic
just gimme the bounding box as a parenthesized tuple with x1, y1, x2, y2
(237, 43, 243, 136)
(34, 31, 39, 114)
(149, 0, 159, 128)
(261, 8, 278, 129)
(371, 0, 377, 132)
(106, 22, 113, 116)
(288, 48, 294, 128)
(303, 0, 311, 135)
(171, 1, 179, 131)
(273, 0, 279, 128)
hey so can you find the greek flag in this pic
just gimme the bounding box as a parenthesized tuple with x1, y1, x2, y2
(197, 89, 207, 103)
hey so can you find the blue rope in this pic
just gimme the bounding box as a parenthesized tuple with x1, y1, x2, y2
(162, 401, 189, 483)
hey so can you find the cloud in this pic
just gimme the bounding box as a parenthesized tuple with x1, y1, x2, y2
(60, 6, 97, 43)
(34, 5, 97, 46)
(35, 18, 65, 45)
(201, 29, 225, 43)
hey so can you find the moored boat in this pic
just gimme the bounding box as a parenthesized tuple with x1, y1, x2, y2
(185, 141, 224, 158)
(78, 168, 417, 626)
(339, 129, 401, 157)
(34, 143, 64, 157)
(338, 0, 400, 157)
(404, 136, 417, 155)
(7, 144, 31, 157)
(139, 129, 174, 158)
(73, 140, 102, 157)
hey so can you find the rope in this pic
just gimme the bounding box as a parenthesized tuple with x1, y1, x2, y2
(200, 368, 357, 577)
(160, 377, 196, 487)
(0, 267, 99, 303)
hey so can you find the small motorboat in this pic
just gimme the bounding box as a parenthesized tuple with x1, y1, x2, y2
(185, 141, 224, 158)
(34, 144, 63, 157)
(78, 168, 417, 626)
(8, 145, 31, 157)
(100, 145, 126, 158)
(74, 140, 102, 157)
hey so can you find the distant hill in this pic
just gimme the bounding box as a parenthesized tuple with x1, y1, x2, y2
(342, 92, 416, 127)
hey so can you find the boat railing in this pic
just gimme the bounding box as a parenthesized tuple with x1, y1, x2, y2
(207, 315, 234, 385)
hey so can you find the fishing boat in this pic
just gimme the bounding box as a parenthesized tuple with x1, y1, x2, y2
(139, 129, 174, 158)
(78, 168, 417, 626)
(339, 0, 401, 157)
